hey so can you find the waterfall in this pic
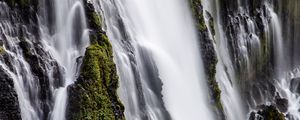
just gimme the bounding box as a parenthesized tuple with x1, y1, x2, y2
(2, 0, 300, 120)
(0, 2, 43, 120)
(201, 0, 300, 119)
(0, 0, 90, 119)
(268, 5, 285, 77)
(40, 0, 90, 120)
(95, 0, 214, 119)
(202, 0, 246, 120)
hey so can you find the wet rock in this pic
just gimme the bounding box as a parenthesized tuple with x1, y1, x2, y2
(67, 40, 125, 120)
(290, 78, 300, 94)
(66, 2, 125, 119)
(189, 0, 225, 119)
(249, 105, 285, 120)
(0, 67, 21, 120)
(275, 98, 288, 113)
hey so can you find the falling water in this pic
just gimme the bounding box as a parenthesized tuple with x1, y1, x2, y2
(0, 0, 89, 119)
(39, 0, 89, 120)
(268, 5, 285, 77)
(2, 0, 300, 120)
(267, 4, 300, 120)
(0, 2, 42, 120)
(96, 0, 214, 119)
(202, 0, 247, 120)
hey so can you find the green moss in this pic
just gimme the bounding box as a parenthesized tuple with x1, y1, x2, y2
(188, 0, 224, 117)
(78, 44, 115, 120)
(208, 57, 222, 110)
(257, 105, 285, 120)
(69, 33, 124, 120)
(208, 16, 215, 36)
(189, 0, 207, 32)
(92, 12, 102, 28)
(68, 2, 125, 119)
(0, 46, 5, 55)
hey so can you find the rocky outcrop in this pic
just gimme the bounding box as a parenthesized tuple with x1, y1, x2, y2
(67, 1, 125, 120)
(189, 0, 225, 119)
(249, 105, 285, 120)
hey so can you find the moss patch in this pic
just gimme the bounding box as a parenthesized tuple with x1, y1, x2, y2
(0, 46, 5, 55)
(188, 0, 225, 118)
(68, 33, 125, 120)
(92, 12, 102, 28)
(250, 105, 285, 120)
(67, 2, 125, 119)
(189, 0, 207, 32)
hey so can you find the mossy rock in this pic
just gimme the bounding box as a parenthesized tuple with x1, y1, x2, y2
(0, 47, 6, 55)
(67, 33, 125, 120)
(67, 1, 125, 120)
(189, 0, 207, 32)
(257, 106, 285, 120)
(250, 105, 285, 120)
(188, 0, 225, 119)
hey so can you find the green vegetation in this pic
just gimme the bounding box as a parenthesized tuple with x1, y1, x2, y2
(0, 46, 5, 55)
(68, 5, 125, 119)
(92, 12, 102, 28)
(189, 0, 207, 32)
(257, 105, 285, 120)
(189, 0, 224, 116)
(69, 32, 125, 120)
(208, 61, 222, 109)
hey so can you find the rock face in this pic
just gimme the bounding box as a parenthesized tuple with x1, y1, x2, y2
(66, 1, 125, 120)
(0, 1, 57, 119)
(189, 0, 225, 119)
(0, 67, 21, 120)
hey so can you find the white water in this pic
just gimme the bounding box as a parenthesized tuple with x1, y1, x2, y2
(97, 0, 214, 119)
(39, 0, 89, 120)
(2, 0, 299, 120)
(267, 4, 300, 120)
(202, 0, 246, 120)
(0, 35, 40, 120)
(268, 5, 285, 77)
(0, 2, 41, 120)
(274, 68, 300, 120)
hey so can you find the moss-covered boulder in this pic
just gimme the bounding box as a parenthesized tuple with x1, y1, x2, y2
(67, 34, 125, 120)
(67, 1, 125, 120)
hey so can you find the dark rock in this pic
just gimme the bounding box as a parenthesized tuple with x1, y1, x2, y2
(275, 98, 288, 113)
(0, 67, 21, 120)
(290, 78, 300, 94)
(249, 105, 285, 120)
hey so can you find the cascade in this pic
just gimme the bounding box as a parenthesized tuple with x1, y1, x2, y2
(40, 0, 90, 120)
(95, 0, 214, 120)
(1, 0, 300, 120)
(0, 2, 45, 120)
(202, 0, 246, 119)
(0, 0, 90, 120)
